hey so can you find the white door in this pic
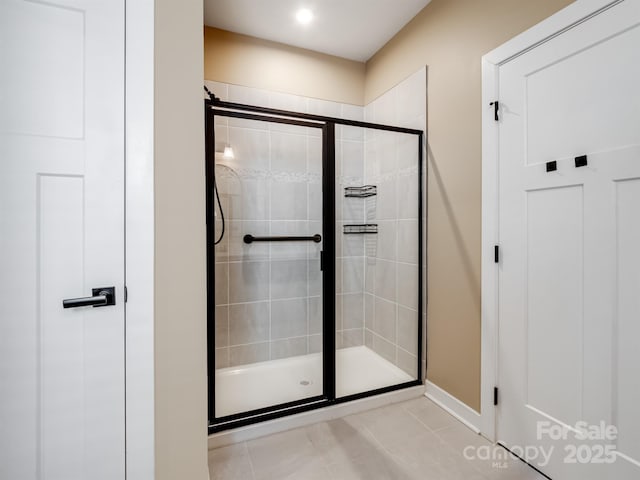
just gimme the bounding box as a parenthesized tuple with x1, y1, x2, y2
(497, 1, 640, 479)
(0, 0, 126, 479)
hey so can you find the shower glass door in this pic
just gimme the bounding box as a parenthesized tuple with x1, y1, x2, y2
(207, 96, 423, 433)
(335, 125, 422, 398)
(208, 110, 328, 422)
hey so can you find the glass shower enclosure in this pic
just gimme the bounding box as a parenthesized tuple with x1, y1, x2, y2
(206, 94, 423, 432)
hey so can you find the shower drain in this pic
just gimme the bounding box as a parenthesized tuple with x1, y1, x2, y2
(299, 380, 312, 386)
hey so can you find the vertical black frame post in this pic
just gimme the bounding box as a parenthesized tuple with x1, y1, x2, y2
(204, 102, 217, 423)
(417, 131, 425, 382)
(322, 123, 336, 401)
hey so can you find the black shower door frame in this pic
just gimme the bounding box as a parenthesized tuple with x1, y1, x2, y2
(205, 97, 424, 434)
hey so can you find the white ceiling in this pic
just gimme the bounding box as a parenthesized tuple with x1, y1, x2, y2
(204, 0, 431, 62)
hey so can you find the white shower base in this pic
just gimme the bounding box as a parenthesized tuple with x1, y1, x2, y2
(215, 346, 414, 418)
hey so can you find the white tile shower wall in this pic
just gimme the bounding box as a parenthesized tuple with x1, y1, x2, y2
(206, 80, 366, 367)
(207, 72, 426, 375)
(363, 67, 427, 378)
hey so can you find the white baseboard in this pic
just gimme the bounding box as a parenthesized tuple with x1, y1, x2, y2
(424, 381, 481, 434)
(209, 385, 425, 450)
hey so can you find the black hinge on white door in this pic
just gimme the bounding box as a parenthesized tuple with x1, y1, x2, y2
(494, 387, 499, 406)
(490, 101, 499, 121)
(494, 245, 500, 264)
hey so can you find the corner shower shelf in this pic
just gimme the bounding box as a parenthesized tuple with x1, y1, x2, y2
(343, 224, 378, 235)
(344, 185, 377, 198)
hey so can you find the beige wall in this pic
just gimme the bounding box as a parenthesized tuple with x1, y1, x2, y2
(366, 0, 573, 410)
(204, 27, 365, 105)
(155, 0, 208, 478)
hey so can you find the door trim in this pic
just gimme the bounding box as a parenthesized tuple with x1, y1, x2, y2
(125, 1, 156, 477)
(480, 0, 624, 442)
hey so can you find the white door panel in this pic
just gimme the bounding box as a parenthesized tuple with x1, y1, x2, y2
(0, 0, 84, 138)
(524, 24, 640, 165)
(502, 2, 640, 168)
(497, 1, 640, 478)
(615, 177, 640, 469)
(525, 184, 585, 426)
(0, 0, 126, 479)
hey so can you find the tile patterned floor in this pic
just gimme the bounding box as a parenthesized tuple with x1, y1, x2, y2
(208, 397, 547, 480)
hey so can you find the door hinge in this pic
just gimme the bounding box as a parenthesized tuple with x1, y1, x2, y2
(124, 286, 128, 303)
(490, 101, 499, 121)
(494, 245, 500, 264)
(494, 387, 499, 406)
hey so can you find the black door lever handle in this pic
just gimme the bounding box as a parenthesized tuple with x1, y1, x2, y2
(63, 287, 116, 308)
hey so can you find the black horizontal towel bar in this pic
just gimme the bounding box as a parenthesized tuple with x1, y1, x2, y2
(243, 234, 322, 244)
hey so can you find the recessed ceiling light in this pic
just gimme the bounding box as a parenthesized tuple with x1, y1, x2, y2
(296, 8, 314, 25)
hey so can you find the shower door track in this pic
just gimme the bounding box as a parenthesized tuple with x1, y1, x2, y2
(205, 96, 425, 434)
